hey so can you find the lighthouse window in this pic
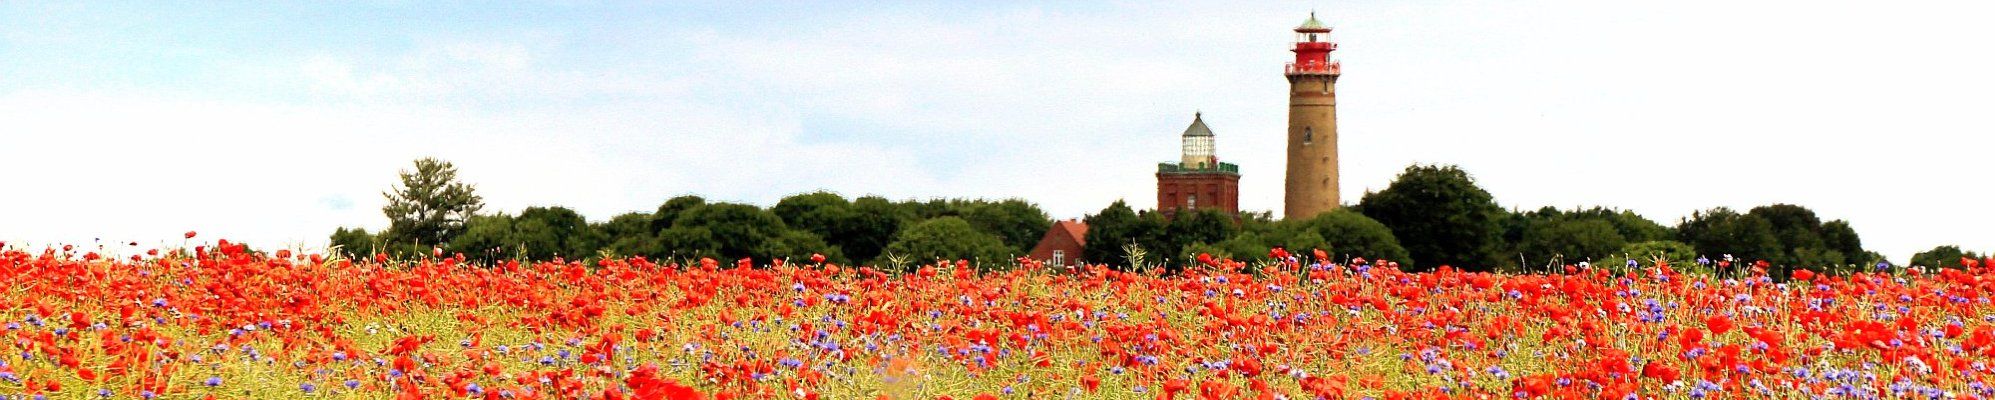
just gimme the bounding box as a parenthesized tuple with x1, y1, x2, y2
(1308, 33, 1318, 42)
(1303, 127, 1314, 145)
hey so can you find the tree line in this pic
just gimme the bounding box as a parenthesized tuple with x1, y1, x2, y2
(330, 158, 1051, 270)
(332, 158, 1983, 274)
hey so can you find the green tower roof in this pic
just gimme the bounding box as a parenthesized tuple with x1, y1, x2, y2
(1296, 12, 1328, 31)
(1182, 112, 1213, 137)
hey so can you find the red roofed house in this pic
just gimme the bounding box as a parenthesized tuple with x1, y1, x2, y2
(1027, 219, 1088, 267)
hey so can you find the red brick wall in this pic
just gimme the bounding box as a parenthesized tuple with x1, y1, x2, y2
(1156, 173, 1240, 214)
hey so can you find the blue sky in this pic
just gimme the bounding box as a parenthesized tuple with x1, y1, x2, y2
(4, 1, 1992, 263)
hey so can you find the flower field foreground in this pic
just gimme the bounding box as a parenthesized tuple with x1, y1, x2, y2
(4, 242, 1995, 399)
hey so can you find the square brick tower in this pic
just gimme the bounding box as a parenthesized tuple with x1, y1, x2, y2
(1158, 112, 1239, 216)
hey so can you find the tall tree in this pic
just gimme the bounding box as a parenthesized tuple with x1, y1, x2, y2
(1357, 164, 1506, 271)
(380, 158, 484, 251)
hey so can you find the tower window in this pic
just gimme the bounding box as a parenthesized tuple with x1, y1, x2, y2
(1303, 127, 1313, 145)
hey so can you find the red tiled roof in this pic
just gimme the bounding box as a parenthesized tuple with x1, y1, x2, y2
(1028, 219, 1090, 266)
(1055, 220, 1088, 246)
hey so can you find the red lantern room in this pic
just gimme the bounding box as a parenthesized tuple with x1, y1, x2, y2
(1287, 12, 1340, 76)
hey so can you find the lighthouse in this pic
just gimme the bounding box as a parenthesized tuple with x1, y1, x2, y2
(1283, 12, 1342, 220)
(1157, 112, 1239, 216)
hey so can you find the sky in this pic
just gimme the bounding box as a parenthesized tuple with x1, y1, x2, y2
(2, 1, 1991, 263)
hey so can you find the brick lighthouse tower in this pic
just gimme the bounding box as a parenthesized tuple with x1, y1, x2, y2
(1157, 112, 1239, 216)
(1283, 12, 1342, 219)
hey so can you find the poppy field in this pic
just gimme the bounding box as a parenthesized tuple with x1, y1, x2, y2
(4, 239, 1995, 400)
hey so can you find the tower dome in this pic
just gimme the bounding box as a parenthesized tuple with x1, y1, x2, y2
(1181, 112, 1215, 168)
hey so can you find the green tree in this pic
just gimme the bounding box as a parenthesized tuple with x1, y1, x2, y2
(1748, 204, 1828, 267)
(511, 206, 600, 260)
(1211, 232, 1275, 262)
(1163, 208, 1240, 262)
(1598, 240, 1699, 272)
(380, 158, 485, 252)
(650, 195, 707, 235)
(962, 199, 1053, 254)
(1202, 212, 1283, 263)
(1817, 220, 1867, 265)
(1910, 245, 1984, 269)
(1517, 218, 1626, 266)
(1131, 210, 1173, 265)
(763, 229, 846, 265)
(656, 226, 718, 259)
(881, 217, 1014, 271)
(1676, 207, 1781, 266)
(1081, 200, 1143, 269)
(445, 207, 601, 263)
(594, 212, 660, 258)
(1497, 207, 1552, 254)
(773, 192, 852, 236)
(658, 202, 790, 261)
(328, 227, 378, 260)
(845, 196, 909, 264)
(1282, 209, 1410, 265)
(771, 192, 856, 264)
(1357, 164, 1505, 271)
(898, 198, 965, 221)
(1500, 206, 1667, 269)
(1582, 208, 1671, 243)
(450, 214, 518, 263)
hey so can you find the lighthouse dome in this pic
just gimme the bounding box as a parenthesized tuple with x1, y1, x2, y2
(1182, 112, 1214, 137)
